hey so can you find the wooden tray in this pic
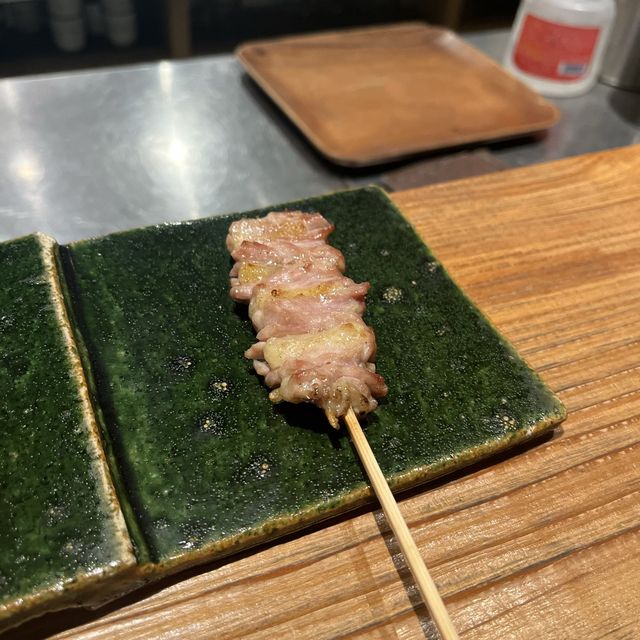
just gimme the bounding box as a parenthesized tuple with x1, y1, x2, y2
(236, 23, 560, 166)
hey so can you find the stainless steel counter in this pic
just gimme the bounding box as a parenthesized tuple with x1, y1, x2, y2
(1, 29, 639, 243)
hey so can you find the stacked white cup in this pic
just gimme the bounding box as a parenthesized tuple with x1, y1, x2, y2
(47, 0, 86, 51)
(101, 0, 137, 47)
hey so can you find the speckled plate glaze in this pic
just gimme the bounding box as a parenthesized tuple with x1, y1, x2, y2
(61, 186, 565, 576)
(0, 234, 138, 633)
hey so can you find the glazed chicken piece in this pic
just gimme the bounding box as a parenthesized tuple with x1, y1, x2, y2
(226, 210, 387, 426)
(231, 239, 346, 272)
(229, 240, 346, 301)
(248, 270, 369, 334)
(246, 319, 376, 370)
(226, 211, 334, 253)
(271, 362, 387, 428)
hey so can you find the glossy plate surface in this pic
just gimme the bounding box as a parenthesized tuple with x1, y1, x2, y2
(62, 187, 565, 572)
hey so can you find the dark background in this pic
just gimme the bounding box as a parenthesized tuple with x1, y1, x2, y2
(0, 0, 519, 78)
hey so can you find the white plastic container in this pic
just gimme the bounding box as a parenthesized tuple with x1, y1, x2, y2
(503, 0, 616, 97)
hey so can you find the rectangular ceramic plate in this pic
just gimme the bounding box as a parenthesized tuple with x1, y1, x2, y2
(61, 186, 565, 577)
(236, 23, 560, 166)
(0, 235, 137, 632)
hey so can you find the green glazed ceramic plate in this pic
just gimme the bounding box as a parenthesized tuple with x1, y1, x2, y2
(0, 187, 566, 631)
(0, 235, 138, 632)
(61, 186, 566, 576)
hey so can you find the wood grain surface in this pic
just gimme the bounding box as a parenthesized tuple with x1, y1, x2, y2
(236, 23, 559, 166)
(12, 145, 640, 639)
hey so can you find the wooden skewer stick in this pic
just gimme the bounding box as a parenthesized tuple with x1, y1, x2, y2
(344, 407, 460, 640)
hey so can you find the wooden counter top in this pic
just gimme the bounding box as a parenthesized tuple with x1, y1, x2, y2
(17, 145, 640, 640)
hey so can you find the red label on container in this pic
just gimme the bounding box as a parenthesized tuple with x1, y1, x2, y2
(513, 14, 601, 80)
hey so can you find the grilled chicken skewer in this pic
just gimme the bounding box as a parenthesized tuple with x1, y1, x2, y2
(226, 211, 458, 639)
(226, 211, 387, 427)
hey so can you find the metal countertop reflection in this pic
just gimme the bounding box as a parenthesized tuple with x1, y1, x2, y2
(1, 30, 639, 243)
(0, 58, 346, 243)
